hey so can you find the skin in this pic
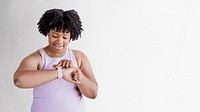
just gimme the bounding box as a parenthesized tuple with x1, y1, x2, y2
(13, 29, 98, 99)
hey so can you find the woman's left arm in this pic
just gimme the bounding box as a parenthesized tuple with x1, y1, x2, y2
(74, 50, 98, 99)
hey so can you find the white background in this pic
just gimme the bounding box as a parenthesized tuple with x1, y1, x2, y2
(0, 0, 200, 112)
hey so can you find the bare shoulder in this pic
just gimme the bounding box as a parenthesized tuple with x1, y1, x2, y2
(17, 50, 42, 70)
(72, 49, 85, 57)
(71, 49, 89, 68)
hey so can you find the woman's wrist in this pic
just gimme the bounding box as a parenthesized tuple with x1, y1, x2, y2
(57, 66, 63, 78)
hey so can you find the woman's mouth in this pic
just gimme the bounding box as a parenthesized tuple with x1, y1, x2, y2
(53, 44, 63, 50)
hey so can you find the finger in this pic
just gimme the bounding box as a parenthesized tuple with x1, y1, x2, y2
(77, 70, 82, 74)
(61, 60, 66, 68)
(72, 77, 81, 84)
(76, 80, 81, 84)
(72, 80, 81, 84)
(69, 61, 73, 67)
(76, 69, 82, 76)
(73, 75, 79, 80)
(73, 69, 76, 74)
(77, 70, 83, 80)
(71, 73, 81, 84)
(66, 61, 70, 68)
(72, 73, 77, 79)
(74, 73, 82, 81)
(57, 61, 62, 67)
(74, 68, 80, 73)
(52, 64, 58, 68)
(70, 79, 80, 84)
(72, 68, 78, 74)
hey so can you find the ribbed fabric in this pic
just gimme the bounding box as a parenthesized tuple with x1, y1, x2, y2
(31, 48, 85, 112)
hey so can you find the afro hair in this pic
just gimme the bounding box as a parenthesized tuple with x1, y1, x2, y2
(37, 9, 83, 41)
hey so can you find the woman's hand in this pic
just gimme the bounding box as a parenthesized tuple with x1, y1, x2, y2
(72, 69, 83, 84)
(52, 60, 81, 83)
(52, 60, 74, 69)
(62, 68, 82, 84)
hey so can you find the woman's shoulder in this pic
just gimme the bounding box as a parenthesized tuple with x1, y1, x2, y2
(71, 49, 85, 57)
(71, 49, 89, 60)
(71, 49, 88, 67)
(20, 51, 41, 69)
(25, 50, 41, 61)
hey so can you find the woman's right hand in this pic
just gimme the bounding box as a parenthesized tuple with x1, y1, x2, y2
(54, 60, 74, 68)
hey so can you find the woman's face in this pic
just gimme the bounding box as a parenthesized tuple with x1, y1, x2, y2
(47, 29, 70, 54)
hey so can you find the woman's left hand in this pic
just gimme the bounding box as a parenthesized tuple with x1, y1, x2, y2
(72, 69, 83, 84)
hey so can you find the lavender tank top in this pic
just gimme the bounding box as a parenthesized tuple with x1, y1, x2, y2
(31, 48, 85, 112)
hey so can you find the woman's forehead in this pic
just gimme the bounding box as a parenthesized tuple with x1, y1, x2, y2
(51, 28, 69, 34)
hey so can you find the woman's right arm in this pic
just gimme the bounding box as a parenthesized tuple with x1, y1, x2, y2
(13, 51, 58, 88)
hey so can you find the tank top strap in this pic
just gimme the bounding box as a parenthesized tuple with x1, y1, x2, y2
(38, 48, 45, 57)
(66, 48, 78, 68)
(38, 48, 46, 70)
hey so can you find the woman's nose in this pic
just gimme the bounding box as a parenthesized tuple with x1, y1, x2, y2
(57, 37, 63, 42)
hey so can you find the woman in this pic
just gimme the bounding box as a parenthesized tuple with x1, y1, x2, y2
(13, 9, 98, 112)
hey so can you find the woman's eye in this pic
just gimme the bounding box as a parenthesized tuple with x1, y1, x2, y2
(53, 34, 58, 38)
(63, 37, 68, 39)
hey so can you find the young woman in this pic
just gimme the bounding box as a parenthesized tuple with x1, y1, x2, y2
(13, 9, 98, 112)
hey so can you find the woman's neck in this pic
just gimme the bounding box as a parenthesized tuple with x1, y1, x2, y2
(44, 46, 66, 58)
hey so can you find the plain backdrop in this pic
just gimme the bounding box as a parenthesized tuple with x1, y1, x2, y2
(0, 0, 200, 112)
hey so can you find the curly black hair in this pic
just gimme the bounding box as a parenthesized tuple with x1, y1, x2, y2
(37, 9, 83, 41)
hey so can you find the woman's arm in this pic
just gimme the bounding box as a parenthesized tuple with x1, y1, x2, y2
(13, 51, 58, 88)
(73, 50, 98, 99)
